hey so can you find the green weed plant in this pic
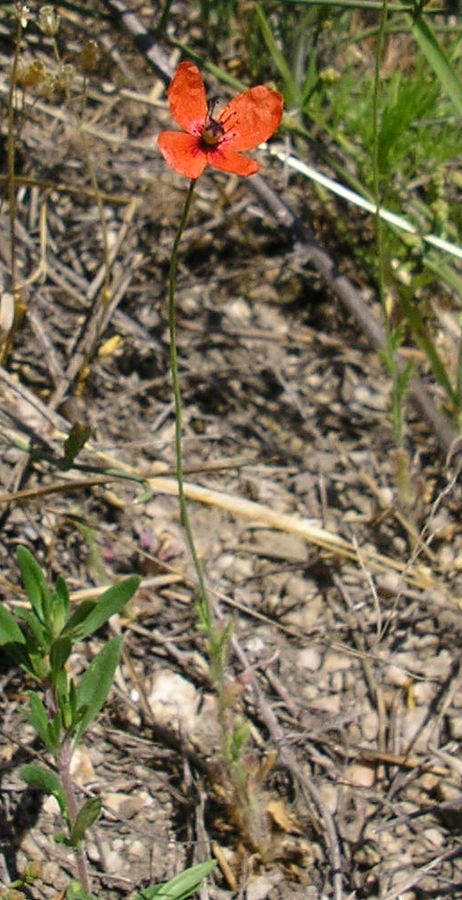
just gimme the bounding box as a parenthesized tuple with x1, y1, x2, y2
(0, 548, 215, 899)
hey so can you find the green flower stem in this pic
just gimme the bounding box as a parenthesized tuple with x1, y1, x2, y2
(167, 179, 217, 646)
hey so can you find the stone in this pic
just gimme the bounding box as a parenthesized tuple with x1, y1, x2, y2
(323, 651, 352, 673)
(362, 709, 379, 742)
(297, 648, 322, 672)
(345, 763, 376, 788)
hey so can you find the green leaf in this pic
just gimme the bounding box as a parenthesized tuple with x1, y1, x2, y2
(20, 763, 66, 814)
(62, 600, 97, 639)
(69, 797, 102, 846)
(27, 692, 57, 752)
(70, 577, 140, 640)
(63, 422, 92, 469)
(17, 547, 49, 623)
(51, 576, 70, 636)
(137, 861, 217, 900)
(411, 15, 462, 117)
(398, 287, 458, 406)
(50, 637, 72, 673)
(65, 880, 94, 900)
(73, 637, 122, 743)
(17, 608, 48, 649)
(255, 4, 297, 106)
(0, 603, 25, 646)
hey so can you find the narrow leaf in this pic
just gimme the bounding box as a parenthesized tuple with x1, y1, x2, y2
(17, 608, 48, 648)
(71, 577, 140, 640)
(69, 797, 102, 846)
(255, 4, 297, 106)
(27, 692, 56, 752)
(50, 637, 72, 673)
(398, 288, 458, 406)
(62, 600, 97, 639)
(411, 15, 462, 117)
(73, 637, 122, 743)
(17, 547, 49, 622)
(63, 422, 92, 468)
(137, 861, 217, 900)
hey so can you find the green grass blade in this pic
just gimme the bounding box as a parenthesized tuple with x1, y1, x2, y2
(254, 4, 298, 105)
(411, 15, 462, 117)
(399, 288, 458, 407)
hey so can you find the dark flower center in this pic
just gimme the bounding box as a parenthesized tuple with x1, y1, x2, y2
(200, 116, 225, 148)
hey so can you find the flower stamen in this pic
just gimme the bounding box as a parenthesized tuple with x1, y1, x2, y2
(200, 116, 225, 148)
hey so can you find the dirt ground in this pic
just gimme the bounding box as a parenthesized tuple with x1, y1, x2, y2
(1, 3, 462, 899)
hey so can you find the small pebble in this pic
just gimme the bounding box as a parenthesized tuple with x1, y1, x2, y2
(423, 827, 445, 848)
(318, 781, 338, 814)
(412, 682, 435, 705)
(297, 648, 322, 671)
(311, 694, 341, 715)
(448, 715, 462, 739)
(323, 651, 352, 673)
(345, 763, 376, 788)
(362, 709, 379, 742)
(330, 670, 344, 692)
(384, 663, 410, 687)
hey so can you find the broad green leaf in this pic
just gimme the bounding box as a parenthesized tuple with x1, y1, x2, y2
(27, 692, 56, 752)
(73, 637, 122, 743)
(16, 547, 49, 623)
(137, 861, 217, 900)
(411, 15, 462, 117)
(69, 797, 102, 846)
(0, 603, 25, 646)
(70, 577, 140, 640)
(20, 763, 66, 814)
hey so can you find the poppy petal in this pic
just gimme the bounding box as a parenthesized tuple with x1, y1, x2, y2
(157, 132, 207, 179)
(168, 62, 207, 134)
(220, 86, 283, 152)
(209, 148, 260, 177)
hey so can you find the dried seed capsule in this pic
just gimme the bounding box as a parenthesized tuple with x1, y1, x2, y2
(79, 40, 101, 74)
(38, 5, 60, 36)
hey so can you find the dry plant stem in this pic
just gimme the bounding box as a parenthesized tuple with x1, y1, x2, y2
(167, 178, 214, 637)
(59, 737, 92, 893)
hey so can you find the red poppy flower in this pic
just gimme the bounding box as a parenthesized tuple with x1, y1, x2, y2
(158, 62, 283, 179)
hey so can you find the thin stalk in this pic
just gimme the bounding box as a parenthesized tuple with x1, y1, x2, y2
(2, 7, 23, 363)
(59, 738, 91, 893)
(371, 0, 388, 315)
(167, 179, 215, 637)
